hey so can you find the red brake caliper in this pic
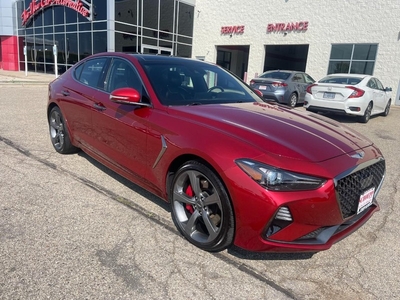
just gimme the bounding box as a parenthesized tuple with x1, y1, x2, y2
(185, 185, 194, 214)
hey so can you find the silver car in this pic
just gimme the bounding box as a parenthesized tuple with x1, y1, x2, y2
(250, 70, 315, 107)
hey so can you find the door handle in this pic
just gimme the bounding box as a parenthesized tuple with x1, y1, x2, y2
(93, 103, 106, 111)
(61, 90, 70, 96)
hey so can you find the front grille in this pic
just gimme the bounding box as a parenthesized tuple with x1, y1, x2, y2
(336, 160, 385, 219)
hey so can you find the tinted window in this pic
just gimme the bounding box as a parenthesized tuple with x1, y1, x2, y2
(319, 76, 362, 85)
(141, 60, 261, 106)
(304, 73, 315, 83)
(367, 79, 377, 89)
(260, 71, 290, 80)
(375, 78, 384, 90)
(328, 44, 378, 76)
(106, 58, 142, 93)
(76, 58, 108, 88)
(292, 73, 305, 83)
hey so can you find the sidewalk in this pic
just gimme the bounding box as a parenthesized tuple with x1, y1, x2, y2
(0, 69, 56, 84)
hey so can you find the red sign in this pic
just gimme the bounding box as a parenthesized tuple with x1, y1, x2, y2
(21, 0, 91, 26)
(267, 21, 309, 33)
(221, 25, 245, 35)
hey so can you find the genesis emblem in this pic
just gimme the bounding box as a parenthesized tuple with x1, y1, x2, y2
(351, 151, 365, 159)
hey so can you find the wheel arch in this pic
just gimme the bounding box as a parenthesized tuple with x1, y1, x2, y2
(165, 154, 234, 209)
(47, 103, 78, 149)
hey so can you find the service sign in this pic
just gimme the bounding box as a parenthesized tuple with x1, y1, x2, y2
(21, 0, 92, 26)
(221, 25, 245, 35)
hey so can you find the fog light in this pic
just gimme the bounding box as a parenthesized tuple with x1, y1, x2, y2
(349, 106, 361, 112)
(265, 206, 293, 238)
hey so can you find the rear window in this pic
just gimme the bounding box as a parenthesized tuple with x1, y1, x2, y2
(319, 76, 362, 85)
(259, 71, 290, 80)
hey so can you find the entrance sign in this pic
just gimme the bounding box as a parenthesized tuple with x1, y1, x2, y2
(267, 21, 309, 33)
(21, 0, 92, 26)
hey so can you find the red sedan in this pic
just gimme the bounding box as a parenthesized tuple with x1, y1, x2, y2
(47, 53, 385, 253)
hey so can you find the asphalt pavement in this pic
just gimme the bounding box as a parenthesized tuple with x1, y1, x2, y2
(1, 71, 400, 299)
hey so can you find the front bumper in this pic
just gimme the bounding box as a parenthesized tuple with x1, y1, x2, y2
(225, 155, 385, 253)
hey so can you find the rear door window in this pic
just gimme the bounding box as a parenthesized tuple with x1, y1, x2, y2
(75, 58, 108, 89)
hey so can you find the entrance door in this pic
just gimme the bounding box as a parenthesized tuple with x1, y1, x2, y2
(141, 44, 173, 56)
(264, 44, 309, 72)
(216, 45, 249, 80)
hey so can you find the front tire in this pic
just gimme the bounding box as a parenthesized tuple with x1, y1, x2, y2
(170, 160, 234, 252)
(48, 106, 78, 154)
(358, 102, 372, 123)
(382, 99, 391, 116)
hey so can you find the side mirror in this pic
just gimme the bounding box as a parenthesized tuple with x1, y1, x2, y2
(110, 87, 151, 107)
(384, 87, 392, 92)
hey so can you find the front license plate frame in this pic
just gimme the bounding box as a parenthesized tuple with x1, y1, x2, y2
(357, 187, 375, 214)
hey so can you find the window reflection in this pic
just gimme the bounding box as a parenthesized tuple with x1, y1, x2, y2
(18, 1, 194, 74)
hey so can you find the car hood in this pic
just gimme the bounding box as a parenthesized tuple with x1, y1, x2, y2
(168, 102, 373, 163)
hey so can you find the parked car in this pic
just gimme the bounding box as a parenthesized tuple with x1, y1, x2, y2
(249, 70, 315, 107)
(304, 73, 392, 123)
(47, 53, 385, 253)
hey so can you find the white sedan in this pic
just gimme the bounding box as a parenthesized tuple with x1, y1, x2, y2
(304, 74, 392, 123)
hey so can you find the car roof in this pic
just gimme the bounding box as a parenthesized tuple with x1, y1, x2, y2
(263, 70, 302, 74)
(89, 52, 214, 66)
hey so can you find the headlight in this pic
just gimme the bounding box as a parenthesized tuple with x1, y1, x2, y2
(236, 159, 326, 191)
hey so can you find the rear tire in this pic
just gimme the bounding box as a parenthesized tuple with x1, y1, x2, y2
(289, 93, 298, 108)
(358, 102, 372, 123)
(48, 106, 78, 154)
(170, 160, 235, 252)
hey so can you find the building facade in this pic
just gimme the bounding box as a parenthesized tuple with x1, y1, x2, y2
(1, 0, 399, 103)
(0, 0, 195, 73)
(191, 0, 400, 104)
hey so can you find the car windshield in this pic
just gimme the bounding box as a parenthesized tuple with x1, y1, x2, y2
(319, 76, 362, 85)
(259, 71, 290, 80)
(141, 60, 262, 106)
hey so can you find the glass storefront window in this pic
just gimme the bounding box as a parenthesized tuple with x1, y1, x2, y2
(54, 6, 65, 25)
(143, 0, 159, 30)
(93, 31, 107, 54)
(93, 0, 107, 22)
(17, 1, 194, 74)
(116, 0, 138, 25)
(328, 44, 378, 75)
(66, 33, 79, 65)
(160, 0, 174, 36)
(79, 32, 92, 60)
(177, 2, 194, 37)
(44, 8, 53, 27)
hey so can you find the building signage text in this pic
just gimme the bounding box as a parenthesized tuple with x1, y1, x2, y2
(267, 21, 309, 33)
(21, 0, 92, 26)
(221, 25, 245, 35)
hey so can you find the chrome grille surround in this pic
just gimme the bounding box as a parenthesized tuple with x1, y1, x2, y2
(334, 158, 385, 219)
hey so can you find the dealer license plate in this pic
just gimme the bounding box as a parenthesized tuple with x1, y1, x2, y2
(323, 92, 335, 99)
(357, 187, 375, 214)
